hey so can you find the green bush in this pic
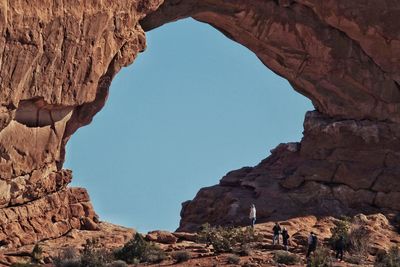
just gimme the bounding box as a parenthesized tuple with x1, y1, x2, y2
(329, 218, 350, 249)
(114, 233, 166, 264)
(274, 251, 301, 265)
(172, 250, 191, 263)
(308, 246, 333, 267)
(227, 254, 240, 264)
(197, 224, 259, 254)
(375, 246, 400, 267)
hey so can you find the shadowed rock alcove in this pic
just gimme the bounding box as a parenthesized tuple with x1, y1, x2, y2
(0, 0, 399, 247)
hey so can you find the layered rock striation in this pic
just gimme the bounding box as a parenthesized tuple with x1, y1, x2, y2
(179, 111, 400, 231)
(0, 0, 400, 246)
(0, 0, 162, 247)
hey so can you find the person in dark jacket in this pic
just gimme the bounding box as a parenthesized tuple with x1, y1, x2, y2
(272, 222, 281, 245)
(306, 232, 318, 258)
(335, 236, 345, 261)
(282, 227, 290, 251)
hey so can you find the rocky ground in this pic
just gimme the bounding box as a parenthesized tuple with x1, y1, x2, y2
(1, 213, 398, 266)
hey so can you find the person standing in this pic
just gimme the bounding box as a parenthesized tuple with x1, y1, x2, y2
(249, 204, 256, 228)
(335, 236, 345, 261)
(306, 232, 318, 258)
(282, 227, 290, 251)
(272, 222, 281, 245)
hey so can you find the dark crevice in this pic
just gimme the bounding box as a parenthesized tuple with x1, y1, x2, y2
(14, 98, 73, 128)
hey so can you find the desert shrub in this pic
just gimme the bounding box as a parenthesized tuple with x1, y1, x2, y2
(329, 218, 351, 249)
(308, 246, 333, 267)
(114, 233, 165, 264)
(106, 260, 128, 267)
(238, 243, 252, 256)
(375, 246, 400, 267)
(53, 247, 79, 267)
(31, 243, 43, 263)
(80, 238, 114, 267)
(274, 251, 301, 265)
(197, 223, 259, 254)
(172, 250, 191, 263)
(142, 245, 166, 263)
(227, 254, 240, 264)
(348, 226, 370, 257)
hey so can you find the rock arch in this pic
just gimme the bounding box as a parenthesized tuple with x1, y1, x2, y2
(0, 0, 399, 245)
(140, 0, 400, 231)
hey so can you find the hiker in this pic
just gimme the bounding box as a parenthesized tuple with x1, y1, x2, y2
(335, 236, 345, 261)
(306, 232, 318, 258)
(249, 204, 256, 228)
(282, 227, 290, 251)
(272, 222, 281, 245)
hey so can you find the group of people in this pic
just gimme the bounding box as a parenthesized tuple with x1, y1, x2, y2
(249, 204, 345, 260)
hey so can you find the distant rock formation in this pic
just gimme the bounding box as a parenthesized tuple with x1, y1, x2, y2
(0, 0, 399, 247)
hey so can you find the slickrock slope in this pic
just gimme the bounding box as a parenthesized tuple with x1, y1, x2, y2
(2, 214, 398, 266)
(0, 0, 400, 254)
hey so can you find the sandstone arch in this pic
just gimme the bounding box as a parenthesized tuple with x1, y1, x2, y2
(141, 0, 400, 231)
(0, 0, 399, 245)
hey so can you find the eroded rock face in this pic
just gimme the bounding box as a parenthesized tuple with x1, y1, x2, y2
(178, 111, 400, 231)
(0, 0, 162, 247)
(140, 0, 400, 232)
(1, 0, 400, 248)
(142, 0, 400, 122)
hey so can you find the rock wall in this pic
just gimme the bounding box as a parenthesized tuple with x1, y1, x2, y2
(141, 0, 400, 231)
(0, 0, 162, 247)
(178, 111, 400, 231)
(0, 0, 400, 245)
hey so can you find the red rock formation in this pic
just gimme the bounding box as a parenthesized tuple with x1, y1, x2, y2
(0, 0, 400, 248)
(0, 0, 162, 248)
(178, 111, 400, 231)
(140, 0, 400, 231)
(141, 0, 400, 122)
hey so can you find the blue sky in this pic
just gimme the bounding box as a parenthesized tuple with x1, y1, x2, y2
(64, 18, 313, 233)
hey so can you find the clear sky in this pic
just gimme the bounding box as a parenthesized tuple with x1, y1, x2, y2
(64, 18, 313, 233)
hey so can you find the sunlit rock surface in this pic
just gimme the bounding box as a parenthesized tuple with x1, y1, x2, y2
(0, 0, 399, 250)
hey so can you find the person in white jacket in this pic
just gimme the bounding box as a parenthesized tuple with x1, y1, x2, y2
(249, 204, 256, 228)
